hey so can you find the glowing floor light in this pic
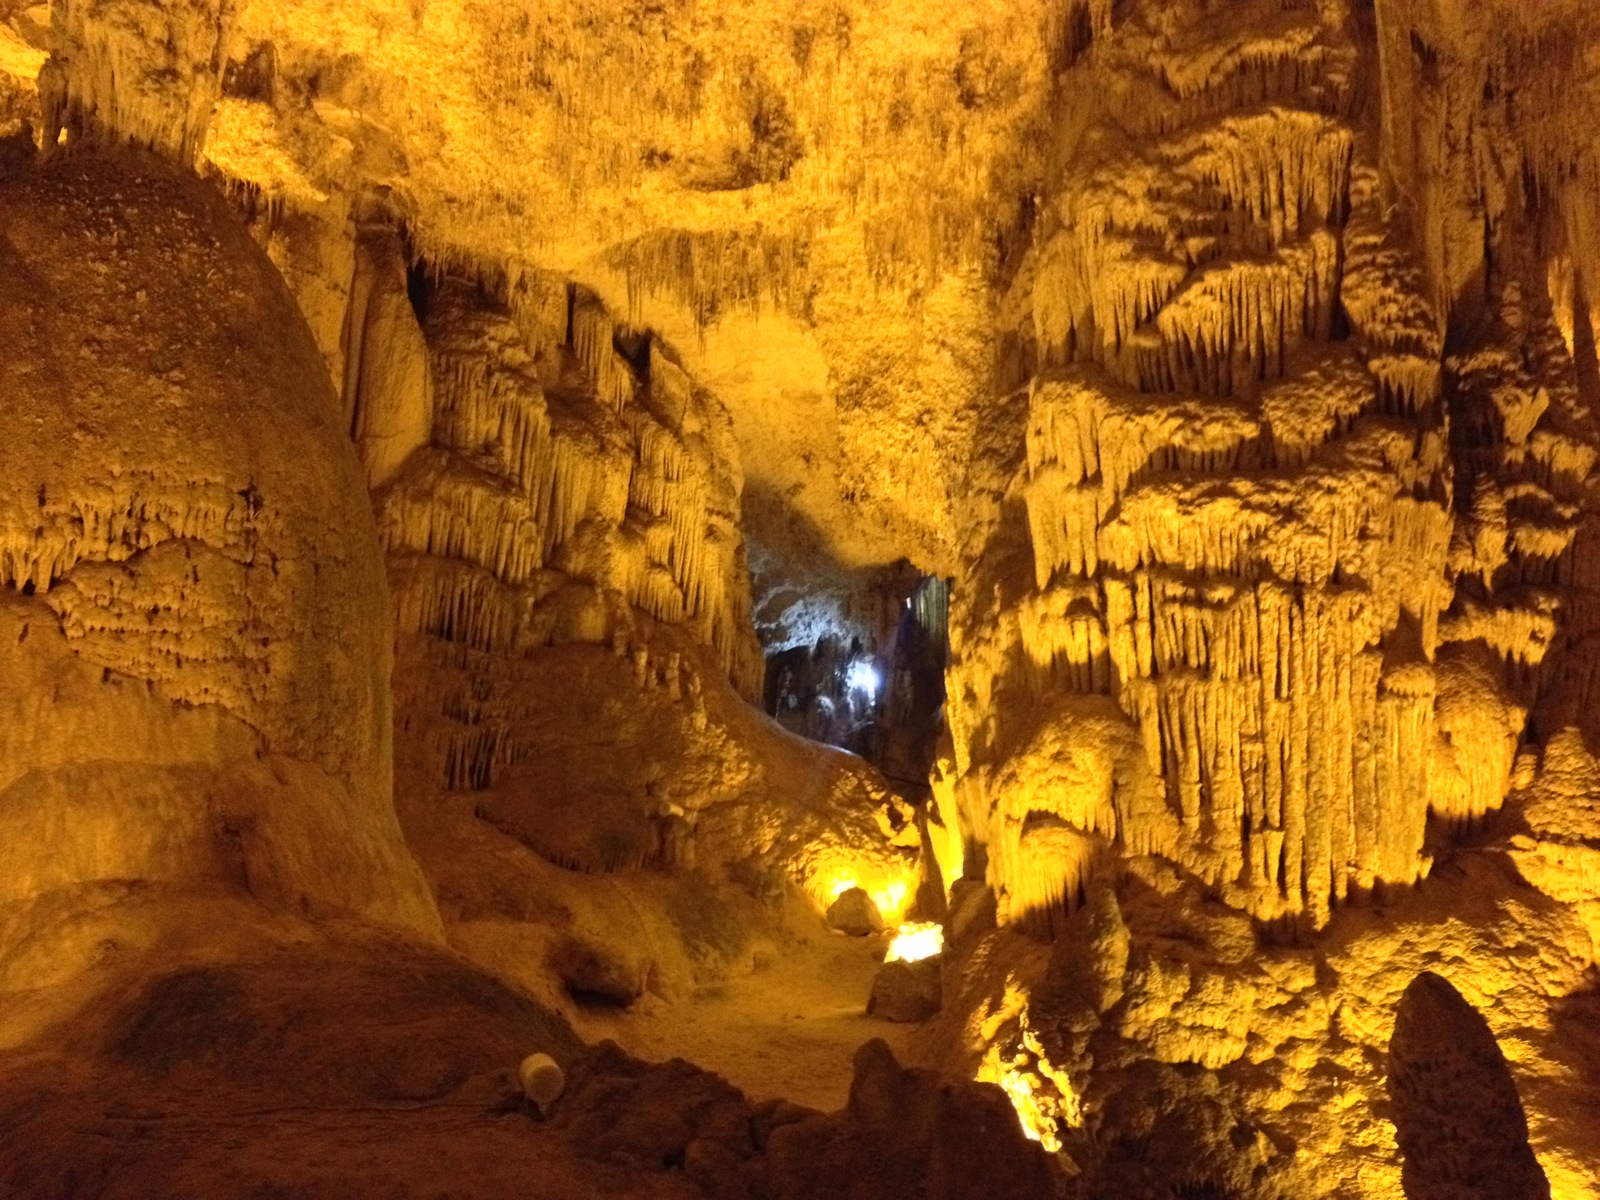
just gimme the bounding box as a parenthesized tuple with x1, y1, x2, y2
(884, 921, 944, 963)
(846, 658, 880, 701)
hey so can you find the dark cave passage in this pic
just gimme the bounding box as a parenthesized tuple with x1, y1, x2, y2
(761, 570, 949, 792)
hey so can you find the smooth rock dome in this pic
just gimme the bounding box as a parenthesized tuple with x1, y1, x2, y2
(0, 147, 439, 951)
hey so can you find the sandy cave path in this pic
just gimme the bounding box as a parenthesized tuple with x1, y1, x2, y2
(570, 928, 925, 1112)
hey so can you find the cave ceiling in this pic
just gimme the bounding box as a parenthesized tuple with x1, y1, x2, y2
(106, 0, 1067, 637)
(8, 0, 1597, 642)
(3, 0, 1600, 1193)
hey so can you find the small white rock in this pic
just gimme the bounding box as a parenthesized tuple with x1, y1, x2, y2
(519, 1052, 565, 1108)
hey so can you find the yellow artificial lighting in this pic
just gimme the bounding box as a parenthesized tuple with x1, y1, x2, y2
(811, 863, 916, 922)
(871, 879, 908, 918)
(973, 979, 1080, 1154)
(884, 921, 944, 963)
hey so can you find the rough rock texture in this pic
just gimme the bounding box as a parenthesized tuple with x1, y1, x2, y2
(918, 5, 1600, 1189)
(549, 1037, 1058, 1200)
(1388, 971, 1550, 1200)
(826, 887, 885, 937)
(1, 0, 1600, 1197)
(0, 914, 654, 1200)
(0, 146, 438, 951)
(179, 0, 1072, 644)
(362, 251, 921, 1010)
(381, 267, 764, 697)
(867, 957, 942, 1024)
(945, 0, 1594, 935)
(41, 0, 237, 163)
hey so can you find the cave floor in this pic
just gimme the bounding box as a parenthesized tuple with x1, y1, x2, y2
(571, 926, 926, 1111)
(0, 914, 704, 1200)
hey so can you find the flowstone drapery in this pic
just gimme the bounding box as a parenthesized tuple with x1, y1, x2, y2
(944, 0, 1595, 933)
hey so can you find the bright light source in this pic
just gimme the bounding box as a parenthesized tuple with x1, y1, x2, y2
(885, 921, 944, 963)
(846, 658, 880, 701)
(872, 879, 907, 918)
(813, 868, 910, 922)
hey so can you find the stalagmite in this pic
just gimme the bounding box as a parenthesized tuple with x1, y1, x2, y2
(346, 228, 434, 489)
(0, 148, 439, 939)
(1, 0, 1599, 1197)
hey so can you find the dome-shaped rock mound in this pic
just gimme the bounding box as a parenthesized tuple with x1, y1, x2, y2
(0, 146, 438, 962)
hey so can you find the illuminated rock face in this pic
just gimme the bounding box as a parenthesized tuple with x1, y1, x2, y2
(379, 267, 763, 701)
(1, 0, 1599, 1196)
(185, 0, 1070, 652)
(0, 148, 438, 947)
(362, 257, 907, 899)
(41, 0, 236, 164)
(944, 0, 1596, 933)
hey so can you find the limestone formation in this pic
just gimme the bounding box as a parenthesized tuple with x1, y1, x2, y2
(826, 887, 885, 937)
(1389, 972, 1551, 1200)
(0, 147, 438, 955)
(867, 957, 942, 1024)
(945, 0, 1596, 936)
(547, 1037, 1057, 1200)
(1, 0, 1599, 1197)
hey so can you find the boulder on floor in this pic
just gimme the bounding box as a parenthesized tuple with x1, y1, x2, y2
(867, 957, 942, 1023)
(826, 888, 885, 936)
(545, 1038, 1060, 1200)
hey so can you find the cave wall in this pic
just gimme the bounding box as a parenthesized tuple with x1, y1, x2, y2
(0, 146, 442, 980)
(930, 2, 1600, 1193)
(0, 0, 1598, 1195)
(0, 0, 918, 1035)
(942, 0, 1599, 936)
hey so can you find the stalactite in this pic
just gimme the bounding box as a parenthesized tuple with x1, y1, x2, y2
(954, 0, 1582, 930)
(0, 478, 255, 596)
(45, 0, 240, 164)
(570, 291, 636, 414)
(605, 225, 814, 330)
(375, 269, 763, 763)
(1177, 111, 1354, 248)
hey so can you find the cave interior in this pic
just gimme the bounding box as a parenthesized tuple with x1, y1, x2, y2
(0, 0, 1598, 1197)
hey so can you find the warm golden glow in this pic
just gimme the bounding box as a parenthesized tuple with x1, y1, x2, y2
(973, 979, 1080, 1154)
(928, 768, 965, 899)
(884, 922, 944, 964)
(811, 864, 915, 923)
(872, 879, 909, 919)
(6, 0, 1596, 1191)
